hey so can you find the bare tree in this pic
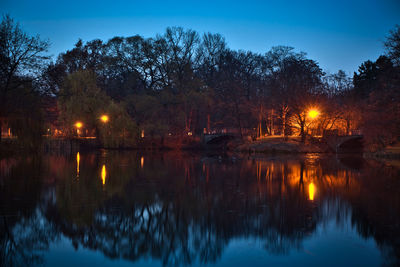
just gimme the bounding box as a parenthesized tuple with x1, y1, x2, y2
(384, 25, 400, 66)
(0, 15, 50, 93)
(0, 15, 50, 141)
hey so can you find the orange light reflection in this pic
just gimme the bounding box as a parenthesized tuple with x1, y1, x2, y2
(76, 152, 80, 176)
(101, 165, 106, 185)
(309, 182, 316, 200)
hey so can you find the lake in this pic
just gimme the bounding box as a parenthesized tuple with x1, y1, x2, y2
(1, 151, 399, 266)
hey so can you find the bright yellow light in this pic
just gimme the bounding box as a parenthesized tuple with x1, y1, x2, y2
(100, 115, 109, 123)
(187, 132, 192, 136)
(76, 152, 80, 176)
(308, 109, 319, 119)
(75, 122, 83, 128)
(140, 156, 144, 168)
(309, 182, 316, 201)
(101, 165, 106, 185)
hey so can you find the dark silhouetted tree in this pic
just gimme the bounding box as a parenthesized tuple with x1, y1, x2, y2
(0, 15, 49, 144)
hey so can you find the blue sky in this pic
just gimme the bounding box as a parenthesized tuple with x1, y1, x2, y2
(2, 0, 399, 74)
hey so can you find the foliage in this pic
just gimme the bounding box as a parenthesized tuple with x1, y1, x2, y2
(58, 70, 109, 134)
(127, 94, 168, 138)
(353, 54, 400, 149)
(0, 15, 49, 146)
(58, 70, 138, 147)
(7, 84, 45, 149)
(2, 15, 399, 150)
(98, 101, 138, 148)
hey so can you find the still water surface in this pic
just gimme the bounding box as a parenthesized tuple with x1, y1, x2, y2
(1, 151, 399, 266)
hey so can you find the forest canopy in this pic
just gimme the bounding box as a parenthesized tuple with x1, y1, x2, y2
(1, 15, 399, 150)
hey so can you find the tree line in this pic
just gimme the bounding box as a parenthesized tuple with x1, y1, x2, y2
(1, 15, 399, 149)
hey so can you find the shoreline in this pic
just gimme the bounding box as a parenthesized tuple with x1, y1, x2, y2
(2, 137, 400, 160)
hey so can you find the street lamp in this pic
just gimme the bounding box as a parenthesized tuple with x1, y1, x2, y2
(100, 115, 109, 123)
(308, 109, 319, 119)
(75, 121, 83, 136)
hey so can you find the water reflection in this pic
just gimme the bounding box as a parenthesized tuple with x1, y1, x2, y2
(76, 152, 80, 177)
(101, 164, 106, 185)
(0, 153, 399, 266)
(309, 182, 315, 201)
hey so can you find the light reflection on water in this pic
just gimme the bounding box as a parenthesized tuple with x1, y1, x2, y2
(76, 152, 80, 177)
(0, 152, 399, 266)
(309, 182, 315, 201)
(101, 164, 106, 185)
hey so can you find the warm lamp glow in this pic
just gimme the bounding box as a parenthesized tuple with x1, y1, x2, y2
(75, 122, 83, 128)
(141, 130, 144, 138)
(309, 182, 316, 200)
(101, 165, 106, 185)
(100, 115, 109, 123)
(140, 156, 144, 168)
(308, 109, 319, 119)
(76, 152, 80, 176)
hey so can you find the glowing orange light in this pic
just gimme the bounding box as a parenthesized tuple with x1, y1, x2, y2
(309, 182, 316, 200)
(308, 109, 319, 119)
(76, 152, 80, 176)
(101, 165, 106, 185)
(140, 156, 144, 168)
(75, 122, 83, 128)
(187, 132, 192, 136)
(100, 115, 109, 123)
(141, 130, 144, 138)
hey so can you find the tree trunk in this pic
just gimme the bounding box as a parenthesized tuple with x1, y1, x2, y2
(300, 120, 306, 143)
(234, 101, 243, 138)
(282, 113, 286, 137)
(269, 109, 274, 135)
(207, 113, 210, 133)
(346, 119, 351, 135)
(281, 105, 288, 137)
(258, 104, 263, 138)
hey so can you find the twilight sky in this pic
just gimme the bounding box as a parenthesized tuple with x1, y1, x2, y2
(1, 0, 399, 75)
